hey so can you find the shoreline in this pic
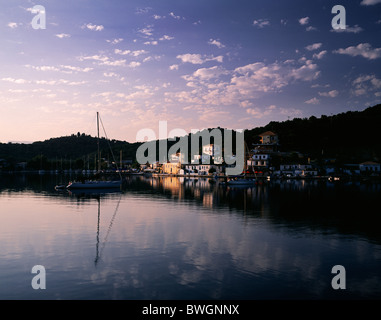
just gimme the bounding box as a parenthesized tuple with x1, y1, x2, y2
(1, 170, 380, 183)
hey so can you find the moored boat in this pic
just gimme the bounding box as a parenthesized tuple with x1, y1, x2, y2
(67, 180, 121, 189)
(226, 177, 256, 185)
(60, 112, 123, 190)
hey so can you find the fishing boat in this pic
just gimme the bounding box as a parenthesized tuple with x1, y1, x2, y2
(66, 112, 122, 190)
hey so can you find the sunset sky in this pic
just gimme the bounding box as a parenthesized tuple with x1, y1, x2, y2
(1, 0, 381, 143)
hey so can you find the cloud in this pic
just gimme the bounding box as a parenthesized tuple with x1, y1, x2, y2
(159, 35, 174, 41)
(333, 43, 381, 60)
(114, 49, 148, 57)
(61, 65, 93, 73)
(306, 26, 318, 31)
(305, 43, 322, 51)
(305, 97, 319, 104)
(252, 19, 270, 28)
(131, 50, 147, 57)
(103, 72, 118, 78)
(318, 90, 339, 98)
(246, 107, 264, 117)
(115, 49, 147, 57)
(352, 74, 381, 96)
(246, 105, 276, 118)
(7, 22, 19, 29)
(186, 66, 229, 81)
(169, 64, 179, 71)
(169, 12, 182, 20)
(208, 39, 225, 48)
(313, 50, 327, 60)
(114, 49, 131, 55)
(79, 55, 127, 67)
(144, 41, 158, 45)
(56, 33, 71, 39)
(102, 59, 126, 67)
(142, 55, 161, 63)
(360, 0, 381, 5)
(128, 61, 141, 68)
(177, 54, 223, 64)
(135, 7, 152, 14)
(83, 23, 104, 31)
(153, 14, 165, 20)
(330, 25, 363, 33)
(106, 38, 123, 44)
(138, 25, 154, 37)
(289, 60, 321, 81)
(299, 17, 309, 25)
(1, 77, 29, 84)
(173, 59, 321, 108)
(25, 64, 93, 73)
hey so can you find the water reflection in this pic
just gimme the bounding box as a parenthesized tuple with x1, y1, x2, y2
(0, 173, 380, 299)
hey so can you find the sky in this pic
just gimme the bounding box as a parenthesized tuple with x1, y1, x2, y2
(1, 0, 381, 143)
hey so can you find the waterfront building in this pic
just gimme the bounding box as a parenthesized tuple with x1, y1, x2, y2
(162, 162, 181, 175)
(183, 164, 223, 175)
(359, 161, 380, 173)
(276, 164, 318, 177)
(248, 153, 270, 168)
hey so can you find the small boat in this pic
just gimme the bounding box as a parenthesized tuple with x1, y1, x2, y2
(226, 178, 256, 185)
(66, 180, 121, 189)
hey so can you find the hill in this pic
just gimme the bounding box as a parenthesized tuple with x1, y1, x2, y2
(244, 104, 381, 163)
(1, 104, 380, 170)
(0, 133, 141, 170)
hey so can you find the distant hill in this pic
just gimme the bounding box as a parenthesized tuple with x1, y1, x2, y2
(0, 133, 141, 169)
(244, 104, 381, 163)
(1, 104, 380, 169)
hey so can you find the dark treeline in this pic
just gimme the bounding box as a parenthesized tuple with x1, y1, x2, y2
(244, 104, 381, 163)
(0, 104, 380, 170)
(0, 132, 141, 170)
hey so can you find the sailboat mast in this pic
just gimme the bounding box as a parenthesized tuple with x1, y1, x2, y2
(97, 112, 100, 172)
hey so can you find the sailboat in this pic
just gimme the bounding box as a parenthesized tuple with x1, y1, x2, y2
(66, 112, 122, 190)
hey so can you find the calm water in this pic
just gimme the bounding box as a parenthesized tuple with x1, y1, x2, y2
(0, 173, 380, 300)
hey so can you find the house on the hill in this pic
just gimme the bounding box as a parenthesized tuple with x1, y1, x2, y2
(259, 131, 279, 145)
(252, 131, 279, 154)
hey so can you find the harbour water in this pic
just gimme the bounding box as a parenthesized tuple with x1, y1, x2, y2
(0, 173, 380, 300)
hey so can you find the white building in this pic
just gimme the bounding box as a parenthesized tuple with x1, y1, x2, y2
(183, 164, 223, 175)
(191, 144, 223, 164)
(202, 144, 221, 156)
(248, 154, 270, 167)
(278, 164, 317, 177)
(359, 161, 380, 172)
